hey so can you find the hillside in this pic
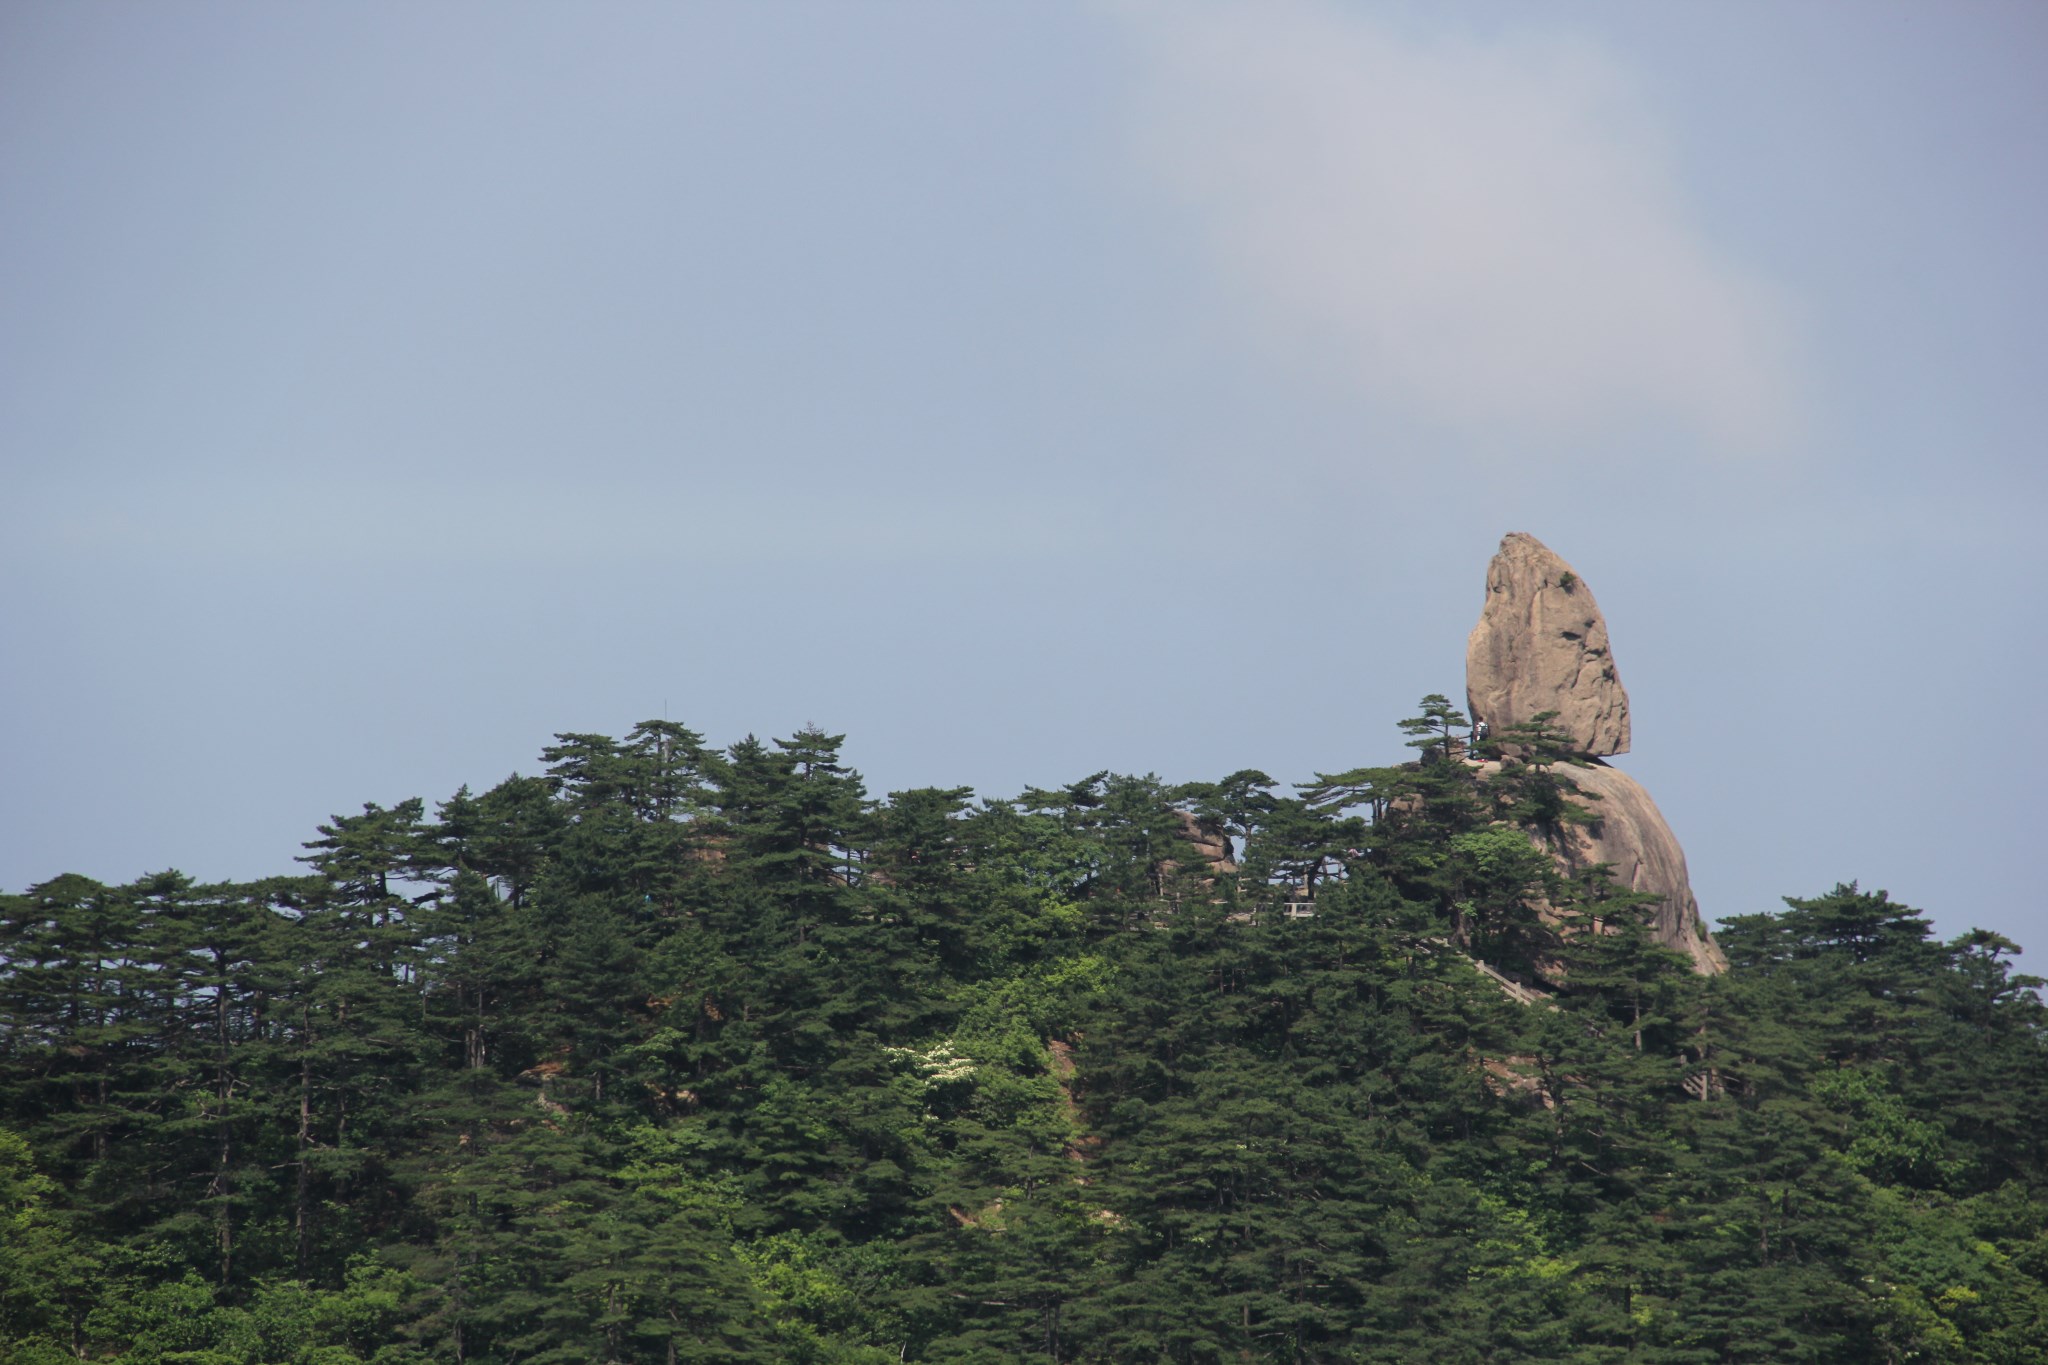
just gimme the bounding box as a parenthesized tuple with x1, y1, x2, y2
(3, 706, 2046, 1363)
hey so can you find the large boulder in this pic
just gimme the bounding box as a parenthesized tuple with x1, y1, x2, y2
(1156, 810, 1238, 901)
(1462, 532, 1725, 976)
(1178, 810, 1238, 875)
(1466, 533, 1631, 757)
(1536, 762, 1728, 975)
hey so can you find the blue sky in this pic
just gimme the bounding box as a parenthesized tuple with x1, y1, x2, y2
(4, 1, 2043, 953)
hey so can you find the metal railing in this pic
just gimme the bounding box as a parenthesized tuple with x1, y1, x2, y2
(1468, 956, 1552, 1008)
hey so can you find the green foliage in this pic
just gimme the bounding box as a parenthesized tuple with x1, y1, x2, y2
(0, 1124, 100, 1354)
(3, 706, 2045, 1362)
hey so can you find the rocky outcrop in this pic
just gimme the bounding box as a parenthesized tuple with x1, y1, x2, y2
(1159, 809, 1237, 893)
(1464, 532, 1724, 975)
(1466, 532, 1631, 756)
(1536, 762, 1727, 975)
(1175, 810, 1237, 875)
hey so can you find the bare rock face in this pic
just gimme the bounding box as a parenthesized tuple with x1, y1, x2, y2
(1466, 532, 1631, 757)
(1177, 811, 1238, 875)
(1462, 532, 1725, 975)
(1158, 810, 1237, 891)
(1536, 763, 1728, 975)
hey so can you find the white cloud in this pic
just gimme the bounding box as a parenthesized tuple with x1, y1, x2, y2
(1110, 0, 1801, 453)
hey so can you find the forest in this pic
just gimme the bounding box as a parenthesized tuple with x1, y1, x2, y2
(2, 699, 2045, 1363)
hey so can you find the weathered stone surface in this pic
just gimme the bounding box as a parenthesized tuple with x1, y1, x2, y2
(1157, 810, 1238, 893)
(1176, 810, 1237, 875)
(1536, 761, 1728, 975)
(1461, 532, 1724, 975)
(1466, 533, 1631, 757)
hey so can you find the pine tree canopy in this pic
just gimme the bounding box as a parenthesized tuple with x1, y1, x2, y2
(1, 705, 2043, 1363)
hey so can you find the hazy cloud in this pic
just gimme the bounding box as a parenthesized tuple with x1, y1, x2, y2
(1111, 0, 1801, 453)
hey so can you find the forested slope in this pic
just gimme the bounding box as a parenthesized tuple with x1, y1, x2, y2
(3, 702, 2046, 1363)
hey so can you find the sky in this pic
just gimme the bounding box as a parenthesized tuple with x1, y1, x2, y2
(3, 1, 2044, 955)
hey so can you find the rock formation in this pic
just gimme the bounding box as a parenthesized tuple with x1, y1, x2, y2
(1159, 809, 1237, 890)
(1466, 532, 1631, 756)
(1533, 762, 1727, 975)
(1465, 533, 1725, 974)
(1175, 810, 1238, 876)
